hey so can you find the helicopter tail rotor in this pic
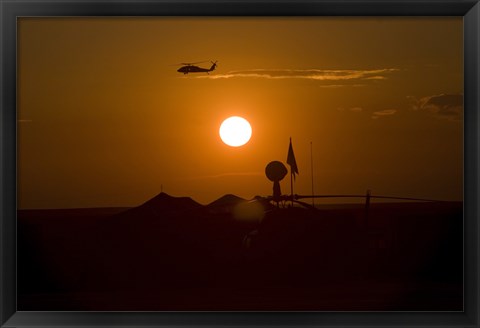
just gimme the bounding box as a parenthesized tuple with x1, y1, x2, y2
(210, 60, 218, 71)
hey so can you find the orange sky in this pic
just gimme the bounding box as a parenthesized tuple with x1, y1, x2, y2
(18, 17, 463, 209)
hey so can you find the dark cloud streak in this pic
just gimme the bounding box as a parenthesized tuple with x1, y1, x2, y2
(412, 94, 463, 121)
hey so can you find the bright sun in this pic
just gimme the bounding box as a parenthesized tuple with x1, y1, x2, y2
(219, 116, 252, 147)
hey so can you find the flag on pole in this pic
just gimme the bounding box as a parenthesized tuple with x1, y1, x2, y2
(287, 137, 299, 179)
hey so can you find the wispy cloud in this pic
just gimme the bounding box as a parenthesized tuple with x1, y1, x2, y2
(18, 119, 32, 123)
(411, 94, 463, 121)
(318, 84, 367, 88)
(372, 109, 397, 119)
(197, 68, 399, 83)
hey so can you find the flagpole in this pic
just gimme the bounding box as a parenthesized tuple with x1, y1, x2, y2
(290, 167, 294, 205)
(287, 137, 298, 207)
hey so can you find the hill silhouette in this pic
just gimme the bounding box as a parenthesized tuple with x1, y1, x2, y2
(206, 194, 246, 214)
(141, 191, 202, 210)
(121, 192, 203, 218)
(208, 194, 246, 207)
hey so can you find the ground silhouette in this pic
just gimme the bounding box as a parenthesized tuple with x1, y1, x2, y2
(18, 193, 463, 311)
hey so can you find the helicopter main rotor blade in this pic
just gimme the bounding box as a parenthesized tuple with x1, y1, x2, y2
(177, 60, 210, 66)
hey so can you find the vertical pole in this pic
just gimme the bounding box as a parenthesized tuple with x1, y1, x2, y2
(310, 141, 315, 207)
(290, 171, 294, 206)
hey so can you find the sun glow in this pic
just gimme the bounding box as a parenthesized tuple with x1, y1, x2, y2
(219, 116, 252, 147)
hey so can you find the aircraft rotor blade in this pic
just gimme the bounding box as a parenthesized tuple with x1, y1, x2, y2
(175, 60, 209, 66)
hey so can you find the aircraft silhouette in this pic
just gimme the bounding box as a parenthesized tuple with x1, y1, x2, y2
(177, 61, 217, 75)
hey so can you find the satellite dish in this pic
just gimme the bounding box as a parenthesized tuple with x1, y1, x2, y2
(265, 161, 287, 204)
(265, 161, 288, 182)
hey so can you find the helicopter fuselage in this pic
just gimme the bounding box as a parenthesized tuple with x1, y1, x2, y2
(177, 63, 216, 75)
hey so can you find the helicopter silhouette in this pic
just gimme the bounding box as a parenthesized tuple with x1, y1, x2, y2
(177, 61, 217, 75)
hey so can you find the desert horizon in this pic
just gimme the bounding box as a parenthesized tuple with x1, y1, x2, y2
(17, 190, 463, 211)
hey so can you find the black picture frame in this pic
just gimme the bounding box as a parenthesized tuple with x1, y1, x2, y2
(1, 0, 479, 327)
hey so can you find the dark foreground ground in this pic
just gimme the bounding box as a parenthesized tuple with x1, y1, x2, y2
(18, 194, 463, 311)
